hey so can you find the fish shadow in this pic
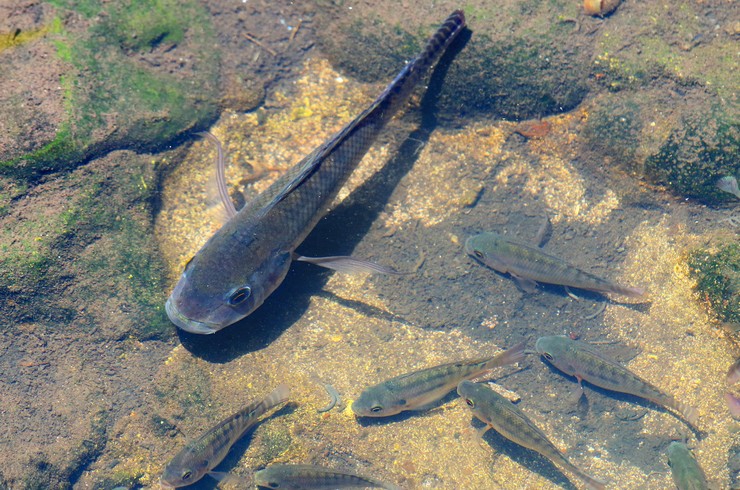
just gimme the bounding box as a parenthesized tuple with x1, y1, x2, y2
(483, 270, 653, 316)
(538, 359, 704, 442)
(178, 29, 471, 362)
(469, 416, 579, 490)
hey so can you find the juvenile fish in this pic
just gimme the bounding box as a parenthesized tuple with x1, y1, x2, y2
(160, 384, 289, 488)
(165, 11, 467, 334)
(254, 464, 401, 490)
(465, 232, 646, 298)
(535, 335, 699, 428)
(352, 342, 525, 417)
(667, 441, 708, 490)
(457, 380, 606, 490)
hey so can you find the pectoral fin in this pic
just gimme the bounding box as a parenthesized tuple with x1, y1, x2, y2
(208, 471, 252, 487)
(294, 254, 408, 275)
(534, 215, 552, 248)
(511, 274, 538, 293)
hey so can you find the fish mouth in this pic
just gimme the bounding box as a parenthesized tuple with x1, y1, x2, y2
(165, 297, 219, 335)
(463, 236, 474, 254)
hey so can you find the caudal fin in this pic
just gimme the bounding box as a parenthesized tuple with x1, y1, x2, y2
(578, 471, 608, 490)
(488, 341, 527, 368)
(610, 284, 648, 299)
(564, 459, 607, 490)
(265, 384, 291, 408)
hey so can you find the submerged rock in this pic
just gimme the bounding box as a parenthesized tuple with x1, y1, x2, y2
(314, 1, 591, 121)
(689, 243, 740, 329)
(0, 0, 220, 178)
(0, 149, 175, 340)
(581, 0, 738, 202)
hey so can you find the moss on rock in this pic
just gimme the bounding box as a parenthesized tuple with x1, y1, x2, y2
(645, 110, 739, 203)
(0, 0, 220, 178)
(689, 243, 740, 327)
(0, 150, 175, 340)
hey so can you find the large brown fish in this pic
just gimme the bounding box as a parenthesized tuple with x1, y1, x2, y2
(457, 380, 606, 490)
(465, 232, 646, 298)
(535, 335, 699, 428)
(165, 11, 467, 334)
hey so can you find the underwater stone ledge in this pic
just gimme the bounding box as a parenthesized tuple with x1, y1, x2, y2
(0, 0, 220, 179)
(314, 1, 591, 121)
(0, 149, 177, 341)
(689, 243, 740, 329)
(581, 90, 739, 203)
(583, 0, 739, 202)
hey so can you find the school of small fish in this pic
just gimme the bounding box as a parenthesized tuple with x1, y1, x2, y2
(158, 8, 717, 490)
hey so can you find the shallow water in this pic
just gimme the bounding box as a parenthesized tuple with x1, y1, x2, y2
(148, 53, 737, 488)
(1, 1, 738, 489)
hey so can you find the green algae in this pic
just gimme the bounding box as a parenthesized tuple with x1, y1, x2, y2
(46, 0, 103, 19)
(594, 1, 737, 100)
(444, 34, 589, 119)
(0, 17, 63, 53)
(689, 243, 740, 327)
(58, 155, 170, 339)
(319, 17, 420, 83)
(110, 0, 188, 51)
(0, 0, 219, 178)
(0, 151, 172, 339)
(645, 109, 739, 203)
(582, 96, 643, 167)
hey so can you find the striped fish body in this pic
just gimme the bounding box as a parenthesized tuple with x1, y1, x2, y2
(352, 342, 525, 417)
(160, 385, 289, 488)
(166, 11, 467, 334)
(535, 335, 698, 427)
(465, 232, 645, 298)
(254, 464, 400, 490)
(667, 442, 709, 490)
(457, 381, 605, 490)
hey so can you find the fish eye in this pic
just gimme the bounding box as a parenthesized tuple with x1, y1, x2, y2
(543, 352, 554, 361)
(268, 482, 280, 488)
(181, 470, 192, 481)
(370, 405, 383, 413)
(465, 398, 475, 408)
(474, 250, 484, 259)
(228, 286, 252, 306)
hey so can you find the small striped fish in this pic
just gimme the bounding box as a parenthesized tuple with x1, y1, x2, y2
(352, 342, 525, 417)
(535, 335, 699, 428)
(457, 380, 606, 490)
(465, 232, 646, 298)
(160, 385, 289, 488)
(254, 464, 401, 490)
